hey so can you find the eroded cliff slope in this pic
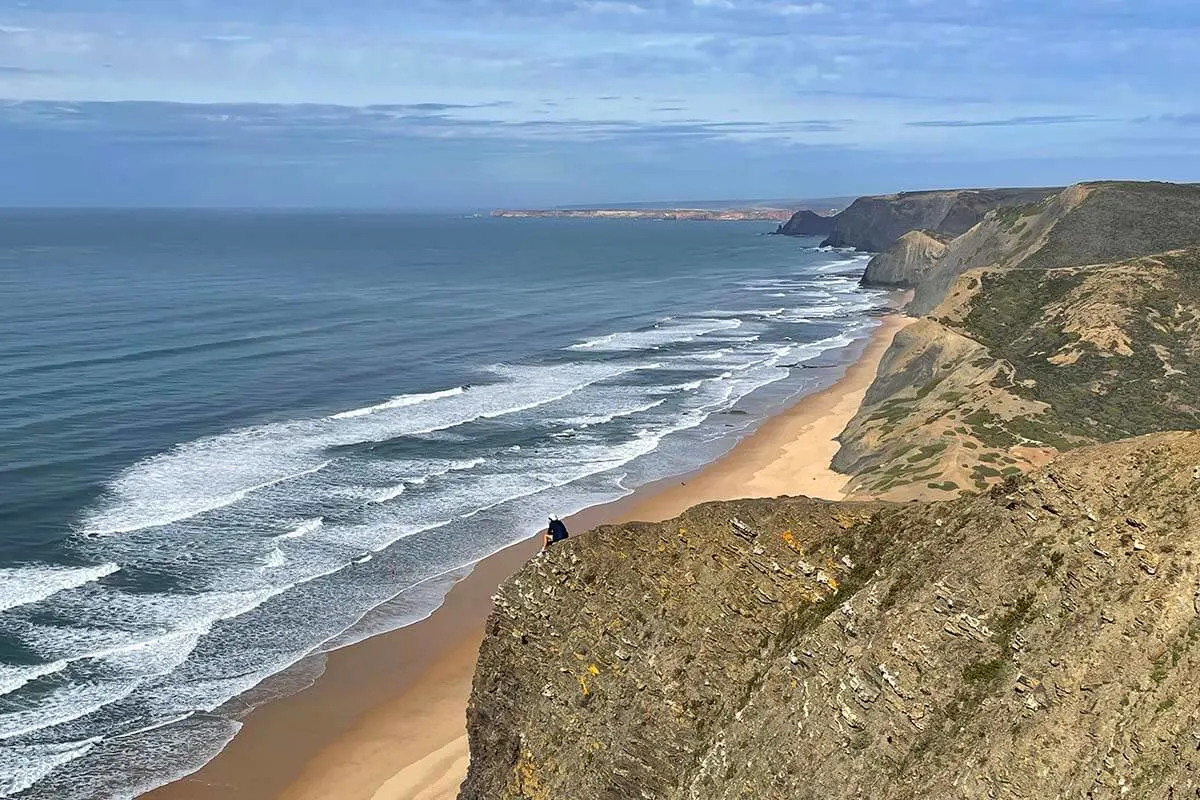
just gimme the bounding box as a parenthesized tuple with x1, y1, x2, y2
(860, 230, 950, 288)
(807, 187, 1056, 252)
(908, 181, 1200, 315)
(463, 433, 1200, 800)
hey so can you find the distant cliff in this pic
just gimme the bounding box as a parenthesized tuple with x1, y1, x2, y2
(491, 208, 796, 222)
(776, 187, 1058, 252)
(773, 208, 837, 236)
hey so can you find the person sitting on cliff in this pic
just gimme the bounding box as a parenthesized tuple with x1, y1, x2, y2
(543, 516, 569, 549)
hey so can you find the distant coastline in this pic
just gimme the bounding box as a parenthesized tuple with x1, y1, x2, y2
(491, 207, 831, 222)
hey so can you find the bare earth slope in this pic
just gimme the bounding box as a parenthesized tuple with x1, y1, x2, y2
(860, 230, 950, 288)
(462, 433, 1200, 800)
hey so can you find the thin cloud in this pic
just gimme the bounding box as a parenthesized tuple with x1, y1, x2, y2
(906, 115, 1099, 128)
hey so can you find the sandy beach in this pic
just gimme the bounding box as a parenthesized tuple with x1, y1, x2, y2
(145, 310, 911, 800)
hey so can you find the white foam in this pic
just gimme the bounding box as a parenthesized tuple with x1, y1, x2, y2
(568, 318, 742, 351)
(330, 386, 465, 420)
(84, 460, 333, 537)
(260, 547, 287, 569)
(276, 517, 324, 540)
(0, 739, 98, 798)
(78, 363, 637, 539)
(561, 397, 667, 428)
(0, 677, 143, 741)
(408, 458, 486, 485)
(0, 659, 69, 698)
(0, 562, 120, 614)
(19, 587, 284, 666)
(368, 483, 405, 504)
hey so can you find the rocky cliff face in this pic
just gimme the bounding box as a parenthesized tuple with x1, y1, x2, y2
(815, 188, 1056, 252)
(462, 433, 1200, 800)
(860, 230, 949, 288)
(774, 209, 838, 236)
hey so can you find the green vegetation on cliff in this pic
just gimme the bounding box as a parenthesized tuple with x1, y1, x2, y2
(957, 251, 1200, 441)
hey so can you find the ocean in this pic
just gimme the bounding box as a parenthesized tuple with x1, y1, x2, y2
(0, 211, 884, 798)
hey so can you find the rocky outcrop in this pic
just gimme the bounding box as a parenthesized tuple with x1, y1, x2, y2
(462, 433, 1200, 800)
(816, 187, 1057, 252)
(860, 230, 949, 288)
(773, 208, 837, 236)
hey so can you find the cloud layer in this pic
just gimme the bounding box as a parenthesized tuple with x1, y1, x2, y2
(0, 0, 1198, 206)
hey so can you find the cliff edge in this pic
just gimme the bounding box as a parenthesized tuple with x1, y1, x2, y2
(462, 434, 1200, 800)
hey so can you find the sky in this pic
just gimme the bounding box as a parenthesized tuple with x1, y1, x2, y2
(1, 0, 1199, 208)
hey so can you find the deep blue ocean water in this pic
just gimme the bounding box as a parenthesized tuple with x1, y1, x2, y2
(0, 211, 883, 798)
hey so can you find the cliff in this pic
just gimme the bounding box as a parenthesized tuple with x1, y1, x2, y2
(462, 180, 1200, 800)
(908, 181, 1200, 314)
(773, 208, 838, 237)
(462, 433, 1200, 800)
(860, 230, 950, 288)
(812, 187, 1057, 252)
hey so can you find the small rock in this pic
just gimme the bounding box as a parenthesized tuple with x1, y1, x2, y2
(1101, 609, 1116, 623)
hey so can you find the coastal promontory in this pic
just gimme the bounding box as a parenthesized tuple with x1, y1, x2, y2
(461, 180, 1200, 800)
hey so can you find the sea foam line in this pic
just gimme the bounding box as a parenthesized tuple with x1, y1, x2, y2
(78, 362, 646, 539)
(0, 562, 120, 615)
(84, 460, 333, 537)
(330, 386, 466, 420)
(0, 660, 70, 699)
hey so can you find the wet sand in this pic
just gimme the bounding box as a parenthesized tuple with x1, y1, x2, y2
(144, 311, 911, 800)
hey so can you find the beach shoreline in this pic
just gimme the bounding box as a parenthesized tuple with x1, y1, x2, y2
(144, 308, 911, 800)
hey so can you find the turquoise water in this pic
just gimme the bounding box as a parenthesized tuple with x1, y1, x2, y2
(0, 212, 883, 798)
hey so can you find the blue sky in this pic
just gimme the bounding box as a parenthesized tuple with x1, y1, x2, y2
(1, 0, 1199, 208)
